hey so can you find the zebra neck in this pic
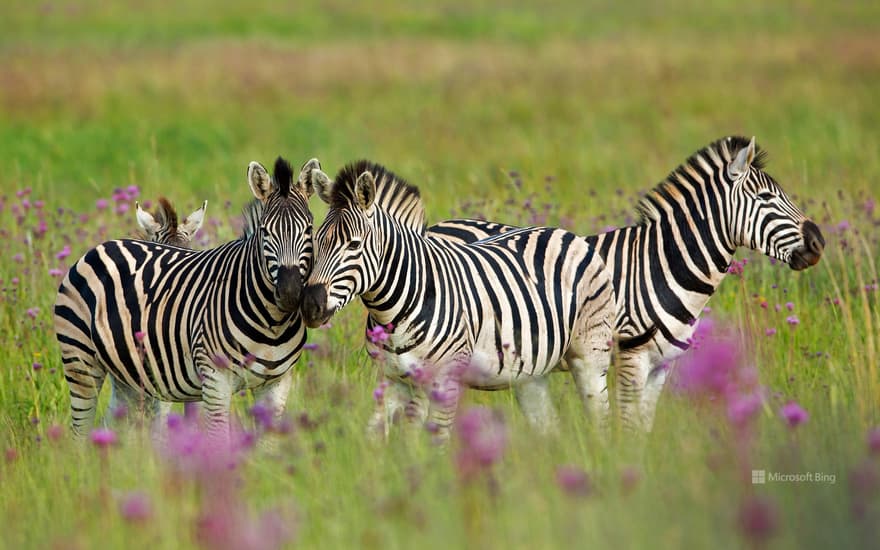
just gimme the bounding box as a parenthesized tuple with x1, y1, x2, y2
(360, 231, 433, 329)
(592, 216, 735, 330)
(244, 235, 291, 323)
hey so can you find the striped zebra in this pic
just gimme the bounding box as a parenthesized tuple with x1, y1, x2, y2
(54, 157, 326, 439)
(104, 197, 208, 421)
(300, 160, 616, 440)
(135, 197, 207, 248)
(428, 136, 825, 431)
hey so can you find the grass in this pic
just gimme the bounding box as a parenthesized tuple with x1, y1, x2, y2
(1, 1, 879, 548)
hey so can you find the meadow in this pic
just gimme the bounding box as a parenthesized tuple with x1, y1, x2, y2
(1, 1, 879, 548)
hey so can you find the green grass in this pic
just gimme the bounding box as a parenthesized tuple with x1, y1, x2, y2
(1, 2, 879, 548)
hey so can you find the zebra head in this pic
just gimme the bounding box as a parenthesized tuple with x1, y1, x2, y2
(302, 161, 402, 328)
(723, 136, 824, 270)
(246, 156, 325, 313)
(135, 198, 207, 247)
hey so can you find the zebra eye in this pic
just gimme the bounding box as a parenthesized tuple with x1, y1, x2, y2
(757, 192, 774, 201)
(347, 240, 361, 251)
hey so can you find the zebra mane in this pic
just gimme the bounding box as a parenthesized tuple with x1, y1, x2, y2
(635, 136, 768, 224)
(155, 197, 179, 229)
(240, 198, 264, 239)
(330, 160, 425, 228)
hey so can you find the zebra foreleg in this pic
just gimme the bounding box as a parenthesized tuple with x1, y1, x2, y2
(566, 355, 610, 432)
(367, 377, 417, 442)
(199, 364, 236, 443)
(514, 377, 559, 434)
(426, 374, 461, 445)
(252, 371, 294, 451)
(107, 378, 164, 426)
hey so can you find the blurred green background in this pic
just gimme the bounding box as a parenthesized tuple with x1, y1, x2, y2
(3, 0, 878, 224)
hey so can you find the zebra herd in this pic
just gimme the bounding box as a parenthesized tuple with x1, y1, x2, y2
(54, 136, 825, 442)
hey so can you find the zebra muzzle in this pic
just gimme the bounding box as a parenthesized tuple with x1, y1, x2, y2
(789, 220, 825, 271)
(301, 283, 332, 328)
(275, 266, 303, 313)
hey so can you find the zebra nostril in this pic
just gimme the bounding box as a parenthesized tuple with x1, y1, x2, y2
(802, 220, 825, 255)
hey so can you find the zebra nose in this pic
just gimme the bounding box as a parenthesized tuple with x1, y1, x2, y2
(301, 284, 328, 328)
(803, 220, 825, 255)
(275, 266, 302, 312)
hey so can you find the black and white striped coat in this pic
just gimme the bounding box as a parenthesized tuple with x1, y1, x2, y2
(429, 137, 825, 431)
(301, 161, 616, 440)
(54, 158, 324, 438)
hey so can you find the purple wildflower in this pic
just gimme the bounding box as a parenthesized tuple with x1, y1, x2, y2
(90, 428, 117, 448)
(303, 343, 319, 351)
(250, 402, 274, 431)
(26, 307, 39, 319)
(134, 331, 145, 343)
(727, 390, 764, 428)
(765, 328, 777, 337)
(372, 380, 389, 404)
(868, 427, 880, 455)
(32, 362, 42, 371)
(46, 424, 64, 442)
(455, 407, 507, 480)
(48, 268, 64, 277)
(366, 324, 390, 344)
(119, 492, 153, 523)
(786, 315, 799, 327)
(780, 401, 808, 428)
(785, 301, 794, 311)
(737, 495, 778, 543)
(555, 465, 592, 497)
(96, 198, 109, 210)
(56, 245, 71, 261)
(13, 253, 23, 263)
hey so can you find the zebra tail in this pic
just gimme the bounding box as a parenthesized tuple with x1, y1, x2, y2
(617, 326, 658, 351)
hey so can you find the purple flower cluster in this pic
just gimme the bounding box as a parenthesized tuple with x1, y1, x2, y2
(455, 407, 507, 481)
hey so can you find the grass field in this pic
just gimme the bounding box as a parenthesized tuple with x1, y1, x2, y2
(1, 1, 879, 548)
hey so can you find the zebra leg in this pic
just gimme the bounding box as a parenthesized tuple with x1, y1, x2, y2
(514, 377, 558, 434)
(566, 355, 610, 431)
(639, 362, 670, 432)
(426, 374, 461, 444)
(107, 378, 164, 425)
(566, 260, 615, 432)
(616, 352, 652, 433)
(367, 377, 413, 441)
(252, 372, 294, 451)
(199, 364, 236, 442)
(63, 355, 106, 440)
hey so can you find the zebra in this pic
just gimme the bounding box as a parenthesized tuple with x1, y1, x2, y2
(300, 160, 617, 441)
(427, 136, 825, 431)
(105, 197, 208, 422)
(54, 157, 327, 439)
(135, 197, 207, 248)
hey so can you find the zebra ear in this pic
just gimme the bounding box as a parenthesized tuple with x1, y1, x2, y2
(179, 201, 207, 239)
(728, 136, 757, 180)
(247, 161, 273, 202)
(355, 171, 376, 212)
(135, 201, 161, 237)
(312, 169, 334, 204)
(296, 158, 324, 198)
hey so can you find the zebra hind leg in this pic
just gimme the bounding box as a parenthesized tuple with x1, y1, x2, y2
(62, 354, 107, 440)
(615, 352, 653, 433)
(639, 362, 670, 433)
(514, 377, 559, 434)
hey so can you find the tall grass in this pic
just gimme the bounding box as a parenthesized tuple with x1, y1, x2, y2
(1, 2, 879, 548)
